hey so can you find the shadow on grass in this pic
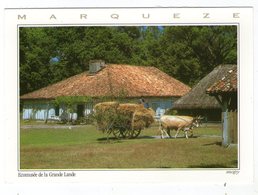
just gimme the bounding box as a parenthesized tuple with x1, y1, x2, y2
(97, 135, 155, 142)
(202, 141, 222, 146)
(97, 137, 123, 144)
(97, 137, 119, 141)
(97, 135, 201, 142)
(133, 135, 156, 140)
(162, 135, 199, 139)
(179, 135, 199, 139)
(231, 160, 238, 167)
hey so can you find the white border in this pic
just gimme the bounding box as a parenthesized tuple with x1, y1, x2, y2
(2, 6, 255, 195)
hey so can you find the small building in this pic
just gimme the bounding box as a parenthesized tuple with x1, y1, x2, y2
(206, 65, 237, 146)
(172, 65, 237, 122)
(20, 61, 190, 121)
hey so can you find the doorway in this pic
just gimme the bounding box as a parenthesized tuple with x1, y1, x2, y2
(77, 104, 84, 118)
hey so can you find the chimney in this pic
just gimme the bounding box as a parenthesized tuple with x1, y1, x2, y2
(89, 60, 105, 74)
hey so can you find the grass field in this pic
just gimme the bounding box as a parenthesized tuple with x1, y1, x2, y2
(20, 123, 238, 169)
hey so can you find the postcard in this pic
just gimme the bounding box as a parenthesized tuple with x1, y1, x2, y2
(3, 6, 254, 195)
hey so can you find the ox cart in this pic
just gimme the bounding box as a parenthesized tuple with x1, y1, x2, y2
(112, 127, 142, 139)
(94, 102, 155, 139)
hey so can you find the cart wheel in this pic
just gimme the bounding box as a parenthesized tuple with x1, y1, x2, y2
(113, 129, 123, 139)
(121, 129, 131, 139)
(129, 129, 141, 138)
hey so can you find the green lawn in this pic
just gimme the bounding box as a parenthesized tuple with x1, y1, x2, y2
(20, 124, 237, 169)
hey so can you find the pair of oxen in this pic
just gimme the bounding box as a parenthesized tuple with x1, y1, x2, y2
(159, 115, 203, 139)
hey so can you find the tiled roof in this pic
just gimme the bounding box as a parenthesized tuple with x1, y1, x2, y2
(20, 64, 191, 100)
(206, 65, 237, 94)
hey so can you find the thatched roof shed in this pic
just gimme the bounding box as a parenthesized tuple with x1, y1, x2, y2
(173, 64, 237, 110)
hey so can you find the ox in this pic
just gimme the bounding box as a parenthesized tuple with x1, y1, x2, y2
(159, 115, 202, 139)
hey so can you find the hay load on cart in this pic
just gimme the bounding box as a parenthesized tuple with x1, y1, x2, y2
(94, 102, 155, 139)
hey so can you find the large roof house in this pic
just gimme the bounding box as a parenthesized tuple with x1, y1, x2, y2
(20, 61, 190, 121)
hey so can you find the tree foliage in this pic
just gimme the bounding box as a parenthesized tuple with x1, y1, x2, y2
(54, 96, 93, 110)
(20, 26, 237, 95)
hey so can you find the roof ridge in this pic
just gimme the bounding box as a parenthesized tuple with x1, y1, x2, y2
(107, 64, 155, 69)
(21, 64, 191, 99)
(214, 64, 237, 70)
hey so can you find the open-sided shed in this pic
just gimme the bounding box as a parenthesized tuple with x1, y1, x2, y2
(206, 65, 237, 146)
(172, 65, 237, 122)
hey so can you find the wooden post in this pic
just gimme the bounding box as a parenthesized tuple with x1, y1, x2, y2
(231, 111, 238, 143)
(44, 103, 50, 124)
(228, 111, 232, 144)
(212, 93, 237, 146)
(222, 97, 229, 147)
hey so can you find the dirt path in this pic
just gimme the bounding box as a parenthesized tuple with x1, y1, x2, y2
(151, 135, 221, 139)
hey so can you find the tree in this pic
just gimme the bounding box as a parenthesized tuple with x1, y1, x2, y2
(19, 27, 57, 95)
(136, 26, 163, 66)
(159, 26, 237, 86)
(20, 26, 237, 94)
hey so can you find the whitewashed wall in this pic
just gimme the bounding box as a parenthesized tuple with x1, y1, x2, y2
(22, 104, 62, 120)
(22, 99, 174, 121)
(22, 102, 92, 121)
